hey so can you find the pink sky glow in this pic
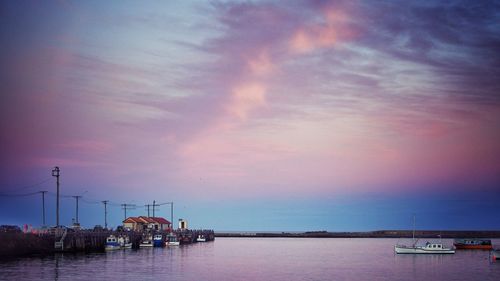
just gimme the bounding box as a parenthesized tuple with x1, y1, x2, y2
(1, 0, 500, 203)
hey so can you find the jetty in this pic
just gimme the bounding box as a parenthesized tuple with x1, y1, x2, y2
(0, 229, 215, 258)
(215, 230, 500, 239)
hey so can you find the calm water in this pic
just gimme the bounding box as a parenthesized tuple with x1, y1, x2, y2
(1, 238, 499, 281)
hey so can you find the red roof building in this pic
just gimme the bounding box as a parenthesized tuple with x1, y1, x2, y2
(123, 216, 171, 231)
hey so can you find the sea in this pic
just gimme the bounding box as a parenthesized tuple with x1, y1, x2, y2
(0, 238, 498, 281)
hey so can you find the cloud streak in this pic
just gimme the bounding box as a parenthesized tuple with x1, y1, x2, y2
(1, 0, 499, 201)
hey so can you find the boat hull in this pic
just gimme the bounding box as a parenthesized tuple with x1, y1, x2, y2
(105, 244, 121, 251)
(166, 241, 180, 246)
(395, 245, 455, 254)
(454, 244, 492, 250)
(139, 242, 153, 248)
(492, 250, 500, 261)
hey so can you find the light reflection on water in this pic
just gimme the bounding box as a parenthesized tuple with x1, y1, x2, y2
(0, 238, 499, 281)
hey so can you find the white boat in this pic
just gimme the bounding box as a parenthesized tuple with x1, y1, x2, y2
(395, 242, 455, 254)
(118, 235, 132, 249)
(394, 215, 454, 254)
(105, 235, 121, 251)
(492, 249, 500, 261)
(140, 235, 153, 248)
(196, 234, 206, 242)
(166, 233, 180, 246)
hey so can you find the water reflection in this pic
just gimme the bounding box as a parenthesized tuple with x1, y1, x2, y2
(0, 239, 499, 281)
(54, 254, 60, 281)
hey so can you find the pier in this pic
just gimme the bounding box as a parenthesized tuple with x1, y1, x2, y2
(0, 229, 215, 258)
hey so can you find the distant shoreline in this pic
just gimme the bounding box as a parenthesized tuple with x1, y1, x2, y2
(215, 230, 500, 239)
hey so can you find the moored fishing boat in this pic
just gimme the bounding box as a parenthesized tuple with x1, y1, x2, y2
(394, 215, 455, 254)
(454, 239, 492, 250)
(395, 242, 455, 254)
(196, 234, 206, 242)
(492, 249, 500, 261)
(119, 235, 132, 249)
(166, 233, 180, 246)
(140, 235, 153, 248)
(153, 234, 163, 247)
(105, 235, 121, 251)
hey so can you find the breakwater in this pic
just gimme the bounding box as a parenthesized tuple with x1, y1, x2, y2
(215, 230, 500, 238)
(0, 229, 214, 258)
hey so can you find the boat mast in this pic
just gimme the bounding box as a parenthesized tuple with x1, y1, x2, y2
(412, 214, 416, 245)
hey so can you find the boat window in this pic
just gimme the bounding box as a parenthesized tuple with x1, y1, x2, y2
(433, 245, 436, 248)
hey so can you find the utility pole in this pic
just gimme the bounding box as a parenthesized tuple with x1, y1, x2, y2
(145, 204, 151, 217)
(72, 196, 82, 224)
(51, 167, 60, 227)
(121, 204, 135, 220)
(159, 201, 174, 231)
(152, 200, 156, 218)
(40, 191, 47, 226)
(102, 200, 109, 229)
(171, 202, 174, 230)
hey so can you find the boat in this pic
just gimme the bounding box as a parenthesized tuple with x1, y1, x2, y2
(395, 242, 455, 254)
(492, 249, 500, 261)
(394, 216, 455, 254)
(140, 235, 153, 248)
(454, 239, 492, 250)
(119, 235, 132, 249)
(166, 233, 180, 246)
(105, 235, 121, 251)
(153, 234, 163, 247)
(196, 234, 206, 242)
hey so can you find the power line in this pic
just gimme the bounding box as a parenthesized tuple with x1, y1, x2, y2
(0, 191, 42, 197)
(0, 178, 52, 192)
(121, 204, 136, 220)
(80, 197, 100, 204)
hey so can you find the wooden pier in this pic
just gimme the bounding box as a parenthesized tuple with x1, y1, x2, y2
(0, 229, 215, 258)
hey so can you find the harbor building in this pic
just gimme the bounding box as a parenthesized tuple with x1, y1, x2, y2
(123, 216, 171, 231)
(178, 219, 188, 230)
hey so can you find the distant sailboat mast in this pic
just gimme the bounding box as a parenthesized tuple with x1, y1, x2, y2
(412, 214, 416, 246)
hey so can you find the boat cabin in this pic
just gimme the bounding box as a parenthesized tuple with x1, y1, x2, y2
(424, 242, 443, 249)
(106, 236, 117, 243)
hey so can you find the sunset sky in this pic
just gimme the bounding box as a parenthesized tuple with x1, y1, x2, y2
(1, 0, 499, 231)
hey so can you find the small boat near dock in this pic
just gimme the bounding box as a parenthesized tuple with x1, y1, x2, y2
(140, 235, 153, 248)
(454, 239, 492, 250)
(105, 235, 121, 251)
(119, 235, 132, 249)
(153, 234, 163, 247)
(166, 233, 180, 246)
(196, 234, 206, 242)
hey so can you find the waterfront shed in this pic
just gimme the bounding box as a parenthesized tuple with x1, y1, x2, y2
(150, 217, 171, 231)
(123, 216, 171, 231)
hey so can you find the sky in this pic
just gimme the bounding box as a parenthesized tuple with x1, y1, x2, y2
(1, 0, 499, 231)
